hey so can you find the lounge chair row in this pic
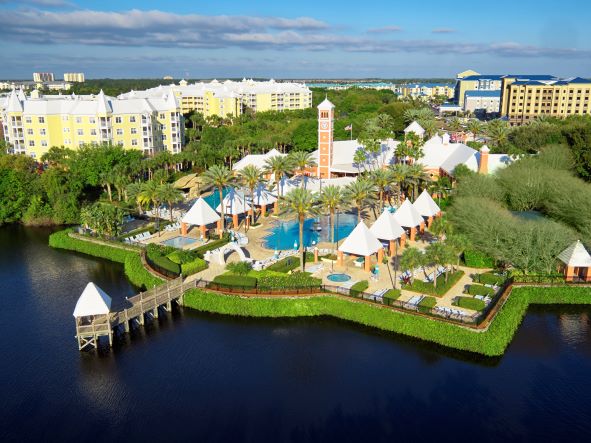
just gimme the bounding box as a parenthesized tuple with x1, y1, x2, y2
(164, 222, 181, 232)
(434, 306, 469, 318)
(124, 231, 151, 243)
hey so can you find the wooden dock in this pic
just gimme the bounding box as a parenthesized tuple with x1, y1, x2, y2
(75, 277, 198, 350)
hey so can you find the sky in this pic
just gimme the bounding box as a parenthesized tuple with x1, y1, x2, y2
(1, 0, 590, 79)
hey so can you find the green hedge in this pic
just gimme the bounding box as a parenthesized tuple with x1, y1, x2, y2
(383, 289, 401, 305)
(212, 275, 257, 289)
(193, 235, 230, 258)
(463, 250, 495, 268)
(455, 296, 486, 311)
(182, 286, 591, 357)
(181, 257, 208, 276)
(418, 296, 437, 313)
(350, 280, 369, 297)
(476, 272, 505, 286)
(403, 270, 464, 296)
(48, 229, 162, 290)
(257, 272, 322, 290)
(146, 245, 181, 276)
(468, 284, 494, 296)
(510, 273, 566, 284)
(266, 252, 314, 273)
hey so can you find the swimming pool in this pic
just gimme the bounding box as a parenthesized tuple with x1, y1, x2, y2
(264, 213, 357, 250)
(202, 187, 231, 209)
(161, 236, 197, 248)
(327, 273, 352, 283)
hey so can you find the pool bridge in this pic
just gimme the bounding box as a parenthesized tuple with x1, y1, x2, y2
(75, 277, 198, 350)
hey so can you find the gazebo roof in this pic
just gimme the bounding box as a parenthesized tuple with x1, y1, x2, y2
(251, 184, 277, 206)
(182, 197, 220, 226)
(557, 240, 591, 267)
(338, 221, 383, 256)
(73, 282, 112, 317)
(413, 189, 441, 217)
(370, 210, 405, 240)
(216, 188, 251, 215)
(393, 199, 424, 228)
(404, 120, 425, 135)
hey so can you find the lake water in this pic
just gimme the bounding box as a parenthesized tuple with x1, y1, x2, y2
(2, 225, 591, 441)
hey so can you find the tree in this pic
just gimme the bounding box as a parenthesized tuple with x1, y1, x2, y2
(156, 183, 184, 224)
(288, 150, 317, 187)
(80, 202, 124, 237)
(126, 182, 145, 215)
(446, 234, 471, 270)
(238, 165, 262, 226)
(390, 163, 410, 204)
(399, 247, 424, 285)
(406, 163, 429, 201)
(425, 242, 455, 287)
(264, 154, 292, 207)
(485, 119, 510, 150)
(282, 188, 319, 271)
(226, 261, 253, 276)
(319, 185, 344, 243)
(201, 165, 234, 235)
(430, 216, 451, 240)
(138, 180, 161, 230)
(467, 120, 483, 140)
(344, 179, 376, 223)
(371, 169, 394, 213)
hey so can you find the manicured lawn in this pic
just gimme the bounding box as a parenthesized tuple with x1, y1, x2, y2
(403, 270, 464, 296)
(454, 296, 486, 311)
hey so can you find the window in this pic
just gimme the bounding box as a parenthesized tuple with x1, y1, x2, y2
(62, 115, 68, 121)
(116, 128, 123, 135)
(25, 117, 32, 124)
(115, 116, 122, 124)
(77, 129, 84, 136)
(320, 111, 328, 119)
(63, 127, 70, 133)
(41, 140, 47, 147)
(40, 129, 46, 135)
(76, 117, 82, 124)
(27, 129, 34, 135)
(29, 140, 35, 146)
(161, 124, 166, 131)
(117, 141, 124, 146)
(131, 128, 137, 134)
(78, 141, 84, 147)
(129, 116, 136, 123)
(162, 134, 167, 141)
(89, 117, 95, 124)
(131, 139, 138, 146)
(159, 113, 165, 119)
(90, 129, 97, 136)
(38, 117, 45, 124)
(65, 139, 71, 145)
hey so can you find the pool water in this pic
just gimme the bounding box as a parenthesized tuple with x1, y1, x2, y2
(264, 213, 357, 250)
(327, 273, 352, 283)
(202, 187, 231, 209)
(162, 236, 197, 248)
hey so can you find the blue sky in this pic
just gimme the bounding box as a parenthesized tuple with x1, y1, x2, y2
(1, 0, 590, 79)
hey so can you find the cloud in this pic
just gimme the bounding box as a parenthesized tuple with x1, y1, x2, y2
(367, 25, 403, 33)
(432, 28, 456, 34)
(0, 0, 75, 6)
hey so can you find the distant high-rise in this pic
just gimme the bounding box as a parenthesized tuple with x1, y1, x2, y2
(33, 72, 54, 83)
(64, 73, 85, 83)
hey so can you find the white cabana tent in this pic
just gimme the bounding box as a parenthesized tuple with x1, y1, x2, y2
(413, 189, 441, 226)
(393, 199, 425, 241)
(181, 197, 221, 238)
(217, 188, 252, 229)
(250, 184, 277, 217)
(404, 121, 425, 138)
(338, 221, 384, 272)
(73, 282, 112, 318)
(557, 240, 591, 282)
(370, 210, 406, 255)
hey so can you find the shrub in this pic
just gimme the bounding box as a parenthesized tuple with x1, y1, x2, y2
(267, 252, 314, 273)
(467, 284, 494, 296)
(476, 272, 505, 286)
(124, 253, 163, 290)
(146, 246, 180, 276)
(403, 271, 464, 296)
(193, 235, 230, 258)
(383, 289, 401, 305)
(463, 249, 495, 268)
(350, 280, 369, 297)
(509, 272, 565, 284)
(225, 261, 253, 276)
(454, 296, 485, 311)
(323, 254, 337, 260)
(181, 257, 208, 276)
(212, 275, 257, 289)
(418, 296, 437, 313)
(167, 249, 198, 265)
(257, 272, 322, 290)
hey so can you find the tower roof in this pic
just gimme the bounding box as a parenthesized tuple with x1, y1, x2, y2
(370, 210, 405, 241)
(393, 199, 424, 228)
(96, 89, 112, 114)
(6, 89, 23, 113)
(317, 98, 335, 110)
(413, 190, 441, 217)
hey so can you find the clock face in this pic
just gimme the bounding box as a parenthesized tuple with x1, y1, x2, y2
(320, 121, 328, 129)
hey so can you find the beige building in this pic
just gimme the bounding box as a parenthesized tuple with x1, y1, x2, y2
(64, 73, 85, 83)
(33, 72, 54, 83)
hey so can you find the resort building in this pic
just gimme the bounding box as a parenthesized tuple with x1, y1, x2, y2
(33, 72, 54, 83)
(499, 76, 591, 125)
(118, 78, 313, 118)
(400, 83, 455, 100)
(64, 73, 85, 83)
(1, 89, 183, 157)
(232, 148, 286, 175)
(463, 90, 501, 116)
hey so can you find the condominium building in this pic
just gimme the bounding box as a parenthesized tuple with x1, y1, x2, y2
(119, 78, 313, 117)
(1, 89, 183, 158)
(33, 72, 54, 83)
(400, 83, 455, 100)
(463, 90, 501, 115)
(500, 76, 591, 125)
(64, 73, 85, 83)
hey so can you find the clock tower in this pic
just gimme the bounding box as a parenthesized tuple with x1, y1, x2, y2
(317, 98, 335, 179)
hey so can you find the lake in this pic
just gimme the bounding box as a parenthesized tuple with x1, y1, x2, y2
(1, 225, 591, 441)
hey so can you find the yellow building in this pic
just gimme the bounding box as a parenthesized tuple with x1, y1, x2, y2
(400, 83, 454, 100)
(64, 73, 85, 83)
(500, 76, 591, 125)
(453, 71, 504, 107)
(119, 78, 313, 117)
(1, 89, 183, 158)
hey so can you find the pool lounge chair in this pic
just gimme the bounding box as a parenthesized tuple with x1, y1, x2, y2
(354, 257, 364, 268)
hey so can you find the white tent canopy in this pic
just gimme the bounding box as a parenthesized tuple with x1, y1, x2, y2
(393, 199, 424, 228)
(404, 121, 425, 137)
(558, 240, 591, 267)
(250, 184, 277, 206)
(370, 210, 405, 240)
(413, 189, 441, 218)
(217, 188, 251, 215)
(182, 197, 220, 226)
(339, 221, 383, 256)
(73, 282, 112, 317)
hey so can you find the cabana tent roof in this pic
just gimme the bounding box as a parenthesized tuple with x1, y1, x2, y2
(216, 188, 251, 215)
(338, 221, 383, 256)
(182, 197, 220, 226)
(413, 189, 441, 217)
(393, 199, 424, 228)
(557, 240, 591, 267)
(251, 184, 277, 206)
(73, 282, 112, 317)
(370, 210, 405, 240)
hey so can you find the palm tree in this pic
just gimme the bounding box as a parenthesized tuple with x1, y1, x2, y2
(406, 163, 429, 201)
(99, 170, 115, 202)
(319, 185, 344, 243)
(420, 119, 437, 139)
(238, 165, 262, 226)
(282, 188, 319, 271)
(264, 154, 292, 207)
(344, 179, 376, 223)
(157, 183, 184, 224)
(353, 149, 367, 173)
(288, 151, 317, 187)
(371, 169, 394, 213)
(429, 216, 451, 241)
(485, 119, 509, 149)
(399, 247, 424, 285)
(448, 117, 463, 133)
(466, 120, 483, 141)
(201, 165, 234, 235)
(138, 180, 161, 232)
(429, 176, 451, 206)
(446, 234, 470, 271)
(425, 242, 455, 287)
(126, 182, 145, 215)
(390, 163, 410, 204)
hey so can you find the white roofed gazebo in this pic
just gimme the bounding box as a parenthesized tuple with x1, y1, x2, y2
(557, 240, 591, 282)
(370, 210, 407, 255)
(393, 199, 425, 241)
(181, 197, 221, 239)
(413, 189, 442, 228)
(73, 282, 113, 350)
(250, 184, 277, 217)
(217, 188, 252, 229)
(338, 221, 384, 272)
